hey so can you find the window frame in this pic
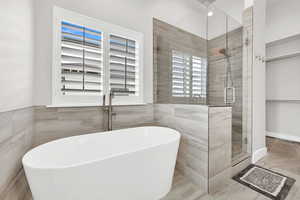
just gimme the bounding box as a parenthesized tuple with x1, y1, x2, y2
(52, 7, 144, 106)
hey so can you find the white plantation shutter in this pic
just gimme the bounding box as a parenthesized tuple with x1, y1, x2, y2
(172, 51, 207, 98)
(53, 7, 143, 106)
(61, 21, 103, 95)
(192, 56, 207, 98)
(109, 35, 139, 96)
(172, 51, 191, 97)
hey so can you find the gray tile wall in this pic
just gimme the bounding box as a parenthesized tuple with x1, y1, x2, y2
(153, 18, 208, 104)
(34, 105, 155, 146)
(208, 106, 232, 193)
(34, 106, 106, 146)
(0, 104, 154, 200)
(112, 105, 155, 130)
(154, 104, 232, 194)
(0, 107, 34, 200)
(154, 104, 209, 193)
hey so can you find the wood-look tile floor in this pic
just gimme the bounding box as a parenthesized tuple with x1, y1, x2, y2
(232, 129, 243, 158)
(163, 137, 300, 200)
(161, 170, 206, 200)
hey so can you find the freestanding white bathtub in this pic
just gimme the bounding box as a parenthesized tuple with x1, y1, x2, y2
(22, 126, 180, 200)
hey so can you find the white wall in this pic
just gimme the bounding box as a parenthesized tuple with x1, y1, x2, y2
(34, 0, 208, 105)
(265, 30, 300, 142)
(267, 102, 300, 141)
(266, 57, 300, 100)
(266, 0, 300, 43)
(252, 0, 267, 161)
(0, 0, 35, 112)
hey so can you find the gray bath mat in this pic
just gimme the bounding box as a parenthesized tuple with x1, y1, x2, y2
(233, 164, 295, 200)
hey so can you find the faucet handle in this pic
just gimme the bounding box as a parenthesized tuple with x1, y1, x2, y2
(110, 88, 130, 97)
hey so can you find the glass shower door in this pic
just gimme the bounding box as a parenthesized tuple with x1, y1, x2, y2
(207, 8, 251, 162)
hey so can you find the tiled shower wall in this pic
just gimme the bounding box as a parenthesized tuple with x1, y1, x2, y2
(153, 18, 207, 104)
(154, 104, 232, 194)
(154, 104, 209, 193)
(207, 27, 244, 157)
(0, 105, 154, 200)
(208, 106, 232, 193)
(153, 17, 244, 158)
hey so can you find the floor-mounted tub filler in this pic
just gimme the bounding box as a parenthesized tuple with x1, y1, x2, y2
(22, 126, 180, 200)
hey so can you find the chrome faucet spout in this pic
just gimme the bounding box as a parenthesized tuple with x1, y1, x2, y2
(102, 94, 106, 107)
(103, 88, 131, 131)
(108, 91, 114, 131)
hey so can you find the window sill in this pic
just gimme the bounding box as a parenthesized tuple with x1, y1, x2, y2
(47, 102, 148, 108)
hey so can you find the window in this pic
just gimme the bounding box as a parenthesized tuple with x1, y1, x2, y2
(191, 55, 207, 98)
(172, 51, 191, 97)
(61, 21, 103, 95)
(52, 7, 143, 106)
(171, 51, 207, 98)
(109, 35, 139, 96)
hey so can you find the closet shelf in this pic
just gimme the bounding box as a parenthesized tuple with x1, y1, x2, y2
(266, 52, 300, 63)
(266, 99, 300, 102)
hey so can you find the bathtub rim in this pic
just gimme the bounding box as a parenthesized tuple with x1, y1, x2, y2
(22, 126, 180, 170)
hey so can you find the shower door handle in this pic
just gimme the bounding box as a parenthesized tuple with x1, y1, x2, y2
(224, 87, 236, 104)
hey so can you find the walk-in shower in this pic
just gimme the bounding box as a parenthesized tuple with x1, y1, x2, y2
(153, 2, 251, 163)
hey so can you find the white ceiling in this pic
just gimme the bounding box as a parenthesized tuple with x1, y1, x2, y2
(214, 0, 244, 23)
(198, 0, 282, 26)
(213, 0, 280, 24)
(266, 0, 281, 6)
(197, 0, 216, 6)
